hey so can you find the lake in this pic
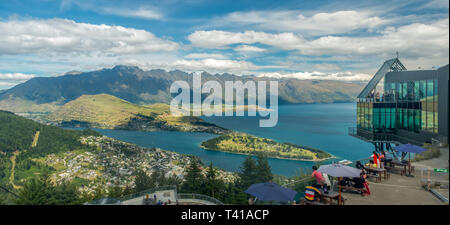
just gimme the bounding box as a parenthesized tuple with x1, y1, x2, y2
(93, 103, 374, 176)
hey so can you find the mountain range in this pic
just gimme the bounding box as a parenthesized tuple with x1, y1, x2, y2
(0, 65, 364, 113)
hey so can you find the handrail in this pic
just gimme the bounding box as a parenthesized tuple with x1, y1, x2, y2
(283, 177, 315, 188)
(177, 193, 224, 205)
(119, 185, 177, 201)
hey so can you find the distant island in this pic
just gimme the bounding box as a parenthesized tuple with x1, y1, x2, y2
(201, 132, 333, 161)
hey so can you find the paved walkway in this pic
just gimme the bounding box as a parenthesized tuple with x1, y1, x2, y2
(413, 146, 449, 170)
(345, 147, 449, 205)
(344, 173, 442, 205)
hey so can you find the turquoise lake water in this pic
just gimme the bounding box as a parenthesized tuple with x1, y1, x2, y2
(93, 103, 374, 176)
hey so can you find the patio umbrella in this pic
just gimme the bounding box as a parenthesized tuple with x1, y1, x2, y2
(394, 144, 427, 154)
(394, 144, 427, 175)
(318, 164, 362, 205)
(245, 182, 297, 203)
(317, 164, 361, 178)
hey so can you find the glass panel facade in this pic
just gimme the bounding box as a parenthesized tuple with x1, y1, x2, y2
(426, 80, 434, 133)
(362, 79, 438, 134)
(434, 79, 438, 133)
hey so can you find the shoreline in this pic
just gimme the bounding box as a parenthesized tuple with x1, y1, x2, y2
(200, 145, 335, 162)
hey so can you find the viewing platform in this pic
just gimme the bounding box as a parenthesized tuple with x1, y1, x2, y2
(86, 185, 224, 205)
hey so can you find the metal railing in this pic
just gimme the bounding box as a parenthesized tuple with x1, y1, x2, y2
(177, 193, 224, 205)
(119, 185, 177, 202)
(348, 127, 424, 146)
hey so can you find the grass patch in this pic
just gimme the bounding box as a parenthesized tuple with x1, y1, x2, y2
(413, 147, 441, 162)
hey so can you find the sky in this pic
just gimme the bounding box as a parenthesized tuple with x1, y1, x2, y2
(0, 0, 449, 90)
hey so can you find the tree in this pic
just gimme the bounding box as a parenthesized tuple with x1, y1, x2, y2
(47, 183, 81, 205)
(0, 194, 3, 205)
(256, 153, 273, 183)
(15, 178, 47, 205)
(239, 156, 258, 189)
(107, 185, 125, 198)
(204, 163, 223, 199)
(181, 159, 204, 193)
(223, 179, 248, 205)
(15, 170, 82, 205)
(134, 170, 152, 192)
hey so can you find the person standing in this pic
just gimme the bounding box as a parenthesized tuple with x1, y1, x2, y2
(372, 151, 379, 168)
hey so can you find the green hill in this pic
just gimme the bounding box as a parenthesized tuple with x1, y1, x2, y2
(201, 132, 332, 161)
(0, 110, 100, 188)
(46, 94, 228, 134)
(0, 110, 99, 155)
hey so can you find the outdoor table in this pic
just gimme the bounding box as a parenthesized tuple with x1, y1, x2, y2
(389, 160, 408, 176)
(319, 189, 340, 205)
(365, 167, 388, 182)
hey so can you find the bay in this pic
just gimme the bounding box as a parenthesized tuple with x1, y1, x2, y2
(92, 103, 374, 176)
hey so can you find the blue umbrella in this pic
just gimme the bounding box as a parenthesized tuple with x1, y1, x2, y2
(394, 144, 427, 176)
(245, 182, 297, 202)
(394, 144, 427, 153)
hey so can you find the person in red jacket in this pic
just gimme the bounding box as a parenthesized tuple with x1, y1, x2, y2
(372, 151, 379, 167)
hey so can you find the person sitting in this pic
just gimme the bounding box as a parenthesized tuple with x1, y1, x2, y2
(248, 198, 254, 205)
(305, 185, 322, 203)
(338, 177, 351, 187)
(383, 150, 393, 163)
(352, 176, 365, 189)
(356, 161, 367, 173)
(311, 165, 325, 188)
(365, 160, 377, 168)
(322, 173, 331, 193)
(360, 171, 370, 196)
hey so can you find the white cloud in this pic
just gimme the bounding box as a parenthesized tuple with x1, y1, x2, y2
(188, 30, 305, 49)
(171, 58, 260, 73)
(100, 6, 163, 20)
(60, 0, 163, 20)
(213, 10, 388, 35)
(0, 72, 36, 88)
(420, 0, 449, 9)
(188, 19, 449, 65)
(0, 73, 36, 80)
(0, 18, 178, 56)
(184, 53, 228, 59)
(234, 45, 266, 52)
(0, 81, 20, 87)
(257, 71, 372, 81)
(313, 64, 341, 71)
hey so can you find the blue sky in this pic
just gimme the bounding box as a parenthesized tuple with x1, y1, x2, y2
(0, 0, 448, 89)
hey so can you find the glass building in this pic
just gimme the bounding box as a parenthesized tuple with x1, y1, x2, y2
(350, 58, 448, 149)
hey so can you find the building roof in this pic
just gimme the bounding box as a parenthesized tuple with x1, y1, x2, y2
(357, 58, 407, 99)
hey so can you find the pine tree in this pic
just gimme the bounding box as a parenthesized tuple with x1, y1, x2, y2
(181, 159, 204, 193)
(204, 163, 224, 199)
(256, 153, 273, 183)
(15, 178, 47, 205)
(134, 170, 152, 192)
(239, 156, 258, 189)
